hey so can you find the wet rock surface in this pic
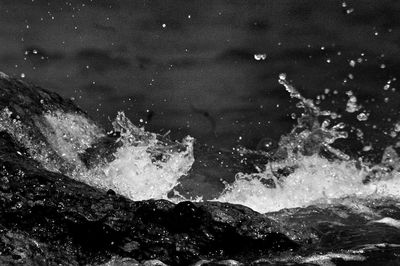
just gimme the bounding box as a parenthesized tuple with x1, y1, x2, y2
(0, 77, 298, 265)
(0, 74, 84, 118)
(0, 75, 105, 173)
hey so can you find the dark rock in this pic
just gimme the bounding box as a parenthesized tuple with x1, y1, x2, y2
(0, 133, 297, 265)
(0, 75, 82, 117)
(0, 76, 298, 265)
(0, 74, 105, 173)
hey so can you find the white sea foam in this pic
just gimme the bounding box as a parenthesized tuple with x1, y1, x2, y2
(370, 217, 400, 229)
(43, 110, 195, 201)
(215, 155, 400, 213)
(267, 251, 365, 266)
(86, 135, 194, 200)
(300, 252, 365, 266)
(1, 108, 195, 201)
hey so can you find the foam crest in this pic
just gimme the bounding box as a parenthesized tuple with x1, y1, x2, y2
(214, 74, 400, 213)
(45, 110, 195, 200)
(216, 155, 370, 212)
(90, 135, 194, 200)
(217, 152, 400, 213)
(0, 108, 195, 201)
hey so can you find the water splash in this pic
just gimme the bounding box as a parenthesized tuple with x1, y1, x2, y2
(4, 73, 400, 214)
(217, 155, 366, 212)
(41, 110, 104, 167)
(54, 111, 194, 200)
(0, 107, 61, 172)
(277, 73, 349, 161)
(0, 108, 194, 201)
(85, 112, 195, 200)
(90, 134, 194, 200)
(215, 74, 400, 213)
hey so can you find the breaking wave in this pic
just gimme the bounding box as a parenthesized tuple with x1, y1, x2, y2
(216, 154, 400, 213)
(0, 107, 194, 201)
(215, 73, 400, 212)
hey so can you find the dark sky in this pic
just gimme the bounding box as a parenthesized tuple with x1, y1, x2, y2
(1, 0, 400, 150)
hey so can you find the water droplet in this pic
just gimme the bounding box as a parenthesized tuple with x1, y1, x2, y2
(357, 113, 368, 121)
(345, 92, 361, 113)
(356, 129, 364, 138)
(363, 145, 372, 152)
(395, 123, 400, 132)
(254, 54, 267, 61)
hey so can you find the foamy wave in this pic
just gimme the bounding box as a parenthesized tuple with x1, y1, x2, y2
(45, 110, 195, 201)
(1, 108, 195, 201)
(87, 135, 194, 200)
(216, 155, 400, 213)
(214, 74, 400, 213)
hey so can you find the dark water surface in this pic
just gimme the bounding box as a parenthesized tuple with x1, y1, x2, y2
(1, 0, 400, 152)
